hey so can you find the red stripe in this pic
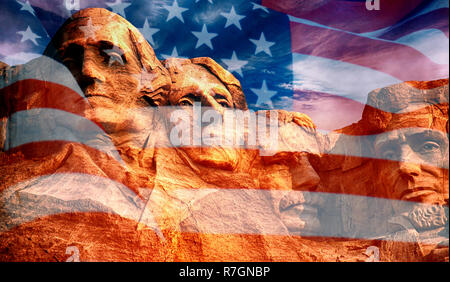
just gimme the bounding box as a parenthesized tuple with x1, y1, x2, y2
(0, 141, 152, 196)
(262, 0, 426, 33)
(289, 21, 448, 81)
(0, 79, 109, 131)
(0, 213, 442, 261)
(380, 8, 449, 40)
(2, 141, 446, 204)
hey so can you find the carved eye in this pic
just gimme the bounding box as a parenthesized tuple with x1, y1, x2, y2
(218, 100, 231, 108)
(214, 94, 232, 108)
(381, 150, 396, 160)
(101, 43, 126, 66)
(179, 99, 193, 106)
(419, 141, 440, 153)
(62, 57, 79, 70)
(105, 51, 124, 66)
(178, 93, 197, 107)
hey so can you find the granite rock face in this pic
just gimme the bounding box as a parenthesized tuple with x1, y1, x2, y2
(0, 8, 448, 262)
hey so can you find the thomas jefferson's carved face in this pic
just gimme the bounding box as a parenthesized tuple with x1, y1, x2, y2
(168, 63, 234, 110)
(167, 60, 239, 171)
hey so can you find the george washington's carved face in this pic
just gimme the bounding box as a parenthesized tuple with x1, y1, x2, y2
(44, 8, 170, 135)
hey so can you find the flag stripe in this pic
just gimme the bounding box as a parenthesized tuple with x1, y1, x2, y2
(291, 53, 401, 104)
(1, 79, 90, 119)
(5, 108, 124, 166)
(262, 0, 427, 33)
(379, 8, 449, 40)
(289, 21, 449, 82)
(0, 141, 152, 194)
(2, 181, 447, 245)
(292, 90, 366, 131)
(0, 56, 84, 97)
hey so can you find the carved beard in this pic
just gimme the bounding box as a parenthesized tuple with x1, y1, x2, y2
(408, 205, 448, 231)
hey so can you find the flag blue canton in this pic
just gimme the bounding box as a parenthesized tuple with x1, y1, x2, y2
(0, 0, 50, 64)
(0, 0, 294, 111)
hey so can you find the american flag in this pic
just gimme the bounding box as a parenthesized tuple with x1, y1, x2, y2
(0, 0, 448, 262)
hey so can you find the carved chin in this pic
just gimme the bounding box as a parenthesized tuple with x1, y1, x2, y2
(280, 206, 321, 235)
(183, 147, 238, 171)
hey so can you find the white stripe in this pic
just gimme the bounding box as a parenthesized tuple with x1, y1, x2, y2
(0, 52, 41, 67)
(1, 173, 163, 238)
(2, 176, 447, 245)
(289, 12, 449, 71)
(0, 56, 85, 98)
(291, 53, 402, 103)
(5, 108, 125, 166)
(5, 107, 447, 168)
(395, 29, 449, 65)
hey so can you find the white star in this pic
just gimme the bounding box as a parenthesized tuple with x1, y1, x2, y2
(103, 46, 125, 66)
(252, 2, 269, 13)
(106, 0, 131, 17)
(221, 51, 248, 77)
(192, 24, 218, 49)
(220, 6, 245, 30)
(251, 80, 277, 108)
(195, 0, 213, 4)
(17, 26, 41, 46)
(17, 0, 36, 16)
(139, 18, 159, 46)
(161, 47, 186, 59)
(250, 32, 275, 56)
(163, 0, 188, 23)
(79, 17, 101, 40)
(63, 0, 80, 12)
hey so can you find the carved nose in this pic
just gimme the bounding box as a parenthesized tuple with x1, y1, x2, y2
(397, 146, 421, 179)
(81, 58, 105, 82)
(291, 154, 320, 191)
(398, 161, 421, 179)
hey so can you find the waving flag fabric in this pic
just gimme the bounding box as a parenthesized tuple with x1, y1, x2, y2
(0, 0, 448, 262)
(0, 0, 448, 130)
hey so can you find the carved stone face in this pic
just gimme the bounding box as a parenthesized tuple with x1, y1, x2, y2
(44, 8, 170, 135)
(168, 63, 234, 110)
(374, 111, 449, 212)
(262, 111, 323, 234)
(165, 58, 243, 171)
(278, 152, 323, 234)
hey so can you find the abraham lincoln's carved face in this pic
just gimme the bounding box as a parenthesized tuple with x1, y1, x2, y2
(374, 108, 449, 217)
(374, 105, 449, 230)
